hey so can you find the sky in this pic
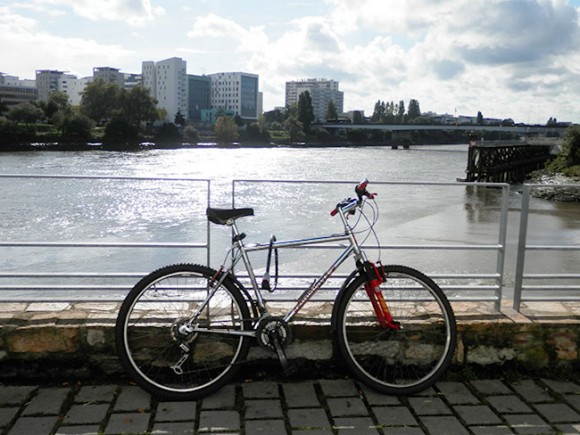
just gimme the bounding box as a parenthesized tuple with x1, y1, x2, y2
(1, 0, 580, 124)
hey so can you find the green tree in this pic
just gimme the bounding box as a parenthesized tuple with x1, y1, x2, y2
(547, 125, 580, 174)
(284, 104, 304, 141)
(297, 91, 315, 132)
(7, 102, 44, 127)
(119, 86, 157, 127)
(352, 110, 365, 124)
(407, 99, 421, 121)
(214, 116, 239, 142)
(59, 114, 94, 143)
(371, 100, 385, 123)
(183, 125, 199, 143)
(42, 91, 72, 122)
(477, 111, 484, 125)
(155, 122, 182, 147)
(396, 100, 405, 123)
(174, 111, 186, 126)
(326, 100, 338, 121)
(103, 117, 139, 148)
(80, 79, 121, 124)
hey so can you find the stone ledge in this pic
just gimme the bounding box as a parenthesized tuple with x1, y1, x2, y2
(0, 301, 578, 381)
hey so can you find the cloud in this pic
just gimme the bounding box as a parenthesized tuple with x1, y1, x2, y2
(36, 0, 165, 26)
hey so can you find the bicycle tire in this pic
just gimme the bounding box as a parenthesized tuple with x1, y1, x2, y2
(115, 264, 251, 400)
(334, 264, 456, 395)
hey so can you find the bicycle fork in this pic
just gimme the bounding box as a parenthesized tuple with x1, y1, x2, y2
(362, 262, 401, 330)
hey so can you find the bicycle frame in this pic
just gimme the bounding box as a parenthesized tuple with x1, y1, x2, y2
(220, 199, 370, 327)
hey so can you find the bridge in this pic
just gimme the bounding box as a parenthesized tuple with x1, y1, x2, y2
(318, 123, 567, 135)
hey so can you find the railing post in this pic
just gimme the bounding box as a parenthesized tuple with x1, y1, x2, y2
(513, 185, 531, 311)
(495, 184, 510, 310)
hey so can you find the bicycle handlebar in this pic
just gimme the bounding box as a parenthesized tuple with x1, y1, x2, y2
(330, 179, 377, 216)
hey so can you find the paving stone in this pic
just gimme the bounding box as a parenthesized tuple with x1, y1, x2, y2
(469, 426, 514, 435)
(373, 405, 418, 426)
(541, 379, 580, 395)
(503, 414, 556, 434)
(105, 412, 150, 434)
(201, 385, 236, 409)
(287, 408, 332, 429)
(6, 415, 58, 435)
(242, 381, 279, 399)
(75, 385, 117, 403)
(318, 379, 359, 397)
(65, 403, 110, 425)
(244, 399, 283, 419)
(23, 387, 70, 415)
(436, 381, 480, 404)
(564, 395, 580, 412)
(360, 386, 401, 406)
(151, 421, 195, 434)
(326, 397, 368, 417)
(512, 380, 555, 403)
(555, 423, 580, 435)
(534, 403, 580, 423)
(198, 410, 240, 432)
(0, 408, 19, 428)
(54, 425, 102, 435)
(0, 386, 36, 405)
(408, 396, 452, 416)
(334, 416, 380, 434)
(487, 395, 534, 414)
(471, 380, 512, 396)
(114, 386, 151, 411)
(420, 416, 470, 435)
(382, 428, 425, 435)
(156, 401, 197, 422)
(454, 405, 503, 425)
(293, 430, 333, 435)
(244, 419, 287, 433)
(283, 382, 320, 408)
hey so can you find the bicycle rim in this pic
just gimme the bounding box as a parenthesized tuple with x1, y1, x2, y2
(117, 265, 250, 399)
(337, 265, 456, 395)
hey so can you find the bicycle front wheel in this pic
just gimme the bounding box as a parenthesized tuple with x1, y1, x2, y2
(335, 265, 456, 395)
(115, 264, 251, 401)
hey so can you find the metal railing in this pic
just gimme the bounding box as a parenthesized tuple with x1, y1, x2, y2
(232, 179, 510, 309)
(0, 174, 211, 302)
(513, 183, 580, 310)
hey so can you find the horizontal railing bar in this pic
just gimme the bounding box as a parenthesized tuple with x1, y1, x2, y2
(234, 178, 509, 188)
(525, 245, 580, 251)
(518, 296, 580, 301)
(0, 174, 211, 182)
(521, 285, 580, 291)
(0, 242, 206, 248)
(523, 274, 580, 279)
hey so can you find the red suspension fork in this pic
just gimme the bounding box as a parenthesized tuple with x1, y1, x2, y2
(363, 262, 400, 330)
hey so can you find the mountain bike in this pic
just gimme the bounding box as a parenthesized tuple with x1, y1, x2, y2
(115, 180, 457, 400)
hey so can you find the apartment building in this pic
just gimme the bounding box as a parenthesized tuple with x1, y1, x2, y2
(209, 72, 259, 120)
(93, 67, 125, 87)
(35, 69, 65, 101)
(0, 74, 38, 108)
(57, 74, 92, 105)
(285, 78, 344, 122)
(142, 57, 188, 122)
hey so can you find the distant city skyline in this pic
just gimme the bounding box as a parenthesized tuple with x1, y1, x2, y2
(2, 0, 580, 124)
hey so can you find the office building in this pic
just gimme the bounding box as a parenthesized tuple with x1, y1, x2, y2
(142, 57, 188, 122)
(93, 67, 125, 86)
(0, 74, 38, 108)
(187, 74, 211, 122)
(57, 75, 92, 105)
(209, 72, 259, 120)
(35, 69, 65, 101)
(285, 78, 344, 122)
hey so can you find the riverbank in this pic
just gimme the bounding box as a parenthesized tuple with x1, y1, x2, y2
(527, 170, 580, 201)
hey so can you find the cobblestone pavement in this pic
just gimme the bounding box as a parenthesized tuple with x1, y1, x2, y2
(0, 377, 579, 435)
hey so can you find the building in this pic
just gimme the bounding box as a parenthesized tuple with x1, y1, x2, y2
(35, 69, 65, 101)
(57, 74, 92, 106)
(209, 72, 259, 120)
(187, 74, 211, 122)
(285, 78, 344, 122)
(93, 67, 125, 87)
(0, 74, 38, 108)
(142, 57, 188, 122)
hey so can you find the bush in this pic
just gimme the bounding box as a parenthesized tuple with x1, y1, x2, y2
(154, 122, 182, 147)
(103, 117, 139, 148)
(547, 125, 580, 175)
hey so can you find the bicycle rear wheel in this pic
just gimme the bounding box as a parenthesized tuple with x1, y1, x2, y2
(335, 265, 456, 395)
(115, 264, 251, 401)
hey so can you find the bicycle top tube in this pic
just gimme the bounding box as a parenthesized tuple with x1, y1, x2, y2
(243, 233, 351, 253)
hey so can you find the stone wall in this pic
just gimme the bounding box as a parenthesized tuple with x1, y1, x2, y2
(0, 301, 578, 382)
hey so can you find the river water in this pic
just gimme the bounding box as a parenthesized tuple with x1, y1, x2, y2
(0, 146, 578, 301)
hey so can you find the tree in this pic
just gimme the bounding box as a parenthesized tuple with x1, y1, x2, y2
(214, 116, 239, 142)
(119, 86, 157, 127)
(297, 91, 315, 132)
(371, 100, 386, 123)
(59, 114, 94, 143)
(547, 125, 580, 173)
(174, 111, 186, 126)
(352, 110, 365, 124)
(326, 100, 338, 121)
(396, 100, 405, 123)
(80, 79, 121, 124)
(155, 122, 182, 147)
(477, 111, 484, 125)
(284, 104, 304, 141)
(407, 99, 421, 121)
(42, 91, 72, 122)
(183, 125, 199, 143)
(103, 117, 139, 148)
(7, 102, 44, 127)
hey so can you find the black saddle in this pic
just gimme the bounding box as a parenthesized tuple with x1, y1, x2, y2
(206, 207, 254, 225)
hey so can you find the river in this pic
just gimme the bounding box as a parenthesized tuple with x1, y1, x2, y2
(0, 146, 578, 301)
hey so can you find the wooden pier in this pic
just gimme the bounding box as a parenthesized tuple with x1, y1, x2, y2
(462, 140, 557, 183)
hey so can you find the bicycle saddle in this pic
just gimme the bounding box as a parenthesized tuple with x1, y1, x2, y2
(206, 207, 254, 225)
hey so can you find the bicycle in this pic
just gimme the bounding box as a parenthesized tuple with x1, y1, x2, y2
(115, 180, 457, 400)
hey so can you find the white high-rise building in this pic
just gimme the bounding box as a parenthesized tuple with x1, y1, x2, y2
(142, 57, 188, 122)
(209, 72, 259, 120)
(285, 78, 344, 122)
(57, 74, 92, 105)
